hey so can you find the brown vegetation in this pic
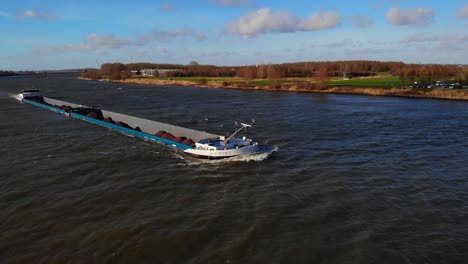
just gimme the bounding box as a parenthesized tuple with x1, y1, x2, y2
(396, 64, 464, 85)
(81, 60, 467, 85)
(314, 67, 329, 89)
(79, 60, 468, 100)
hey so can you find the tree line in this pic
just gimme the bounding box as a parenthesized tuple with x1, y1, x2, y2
(0, 71, 17, 77)
(396, 64, 467, 84)
(80, 61, 467, 83)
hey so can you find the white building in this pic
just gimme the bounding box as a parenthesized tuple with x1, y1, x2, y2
(140, 69, 156, 76)
(138, 68, 183, 77)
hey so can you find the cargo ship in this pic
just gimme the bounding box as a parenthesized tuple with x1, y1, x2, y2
(19, 90, 265, 159)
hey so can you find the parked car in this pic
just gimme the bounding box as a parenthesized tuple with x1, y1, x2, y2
(435, 81, 449, 88)
(409, 82, 422, 88)
(417, 83, 430, 89)
(449, 83, 462, 89)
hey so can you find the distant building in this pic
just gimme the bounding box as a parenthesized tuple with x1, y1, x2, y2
(343, 72, 355, 79)
(140, 69, 156, 76)
(139, 68, 182, 77)
(158, 69, 182, 79)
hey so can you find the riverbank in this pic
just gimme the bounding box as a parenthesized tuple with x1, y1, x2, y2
(79, 77, 468, 101)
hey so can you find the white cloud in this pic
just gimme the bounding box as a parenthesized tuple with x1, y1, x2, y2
(400, 32, 468, 43)
(135, 49, 148, 55)
(0, 10, 12, 18)
(138, 27, 207, 43)
(300, 11, 340, 30)
(225, 8, 339, 38)
(456, 5, 468, 19)
(76, 34, 132, 50)
(324, 38, 356, 48)
(434, 34, 468, 50)
(16, 10, 57, 20)
(400, 32, 438, 44)
(351, 15, 373, 28)
(126, 49, 148, 61)
(159, 2, 174, 12)
(385, 7, 434, 26)
(400, 32, 468, 50)
(155, 47, 168, 54)
(35, 34, 132, 55)
(35, 27, 207, 56)
(184, 50, 237, 59)
(206, 0, 257, 8)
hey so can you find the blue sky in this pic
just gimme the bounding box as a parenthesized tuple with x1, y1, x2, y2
(0, 0, 467, 70)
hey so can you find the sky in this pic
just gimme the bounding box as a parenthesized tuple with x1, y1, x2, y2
(0, 0, 467, 70)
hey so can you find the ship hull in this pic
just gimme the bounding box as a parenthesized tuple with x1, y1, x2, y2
(22, 98, 195, 151)
(183, 144, 260, 159)
(21, 97, 263, 159)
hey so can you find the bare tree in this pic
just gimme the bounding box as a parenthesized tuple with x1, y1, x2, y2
(120, 69, 132, 80)
(256, 64, 267, 79)
(238, 66, 256, 81)
(267, 64, 283, 80)
(80, 69, 101, 80)
(100, 63, 113, 77)
(314, 66, 329, 89)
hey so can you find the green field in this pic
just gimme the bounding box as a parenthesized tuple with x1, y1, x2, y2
(144, 76, 240, 84)
(144, 76, 271, 86)
(139, 75, 405, 89)
(172, 76, 236, 82)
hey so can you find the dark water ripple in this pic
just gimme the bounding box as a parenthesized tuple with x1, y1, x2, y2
(1, 75, 468, 263)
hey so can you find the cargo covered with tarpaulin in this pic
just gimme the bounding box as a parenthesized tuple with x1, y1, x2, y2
(23, 97, 221, 150)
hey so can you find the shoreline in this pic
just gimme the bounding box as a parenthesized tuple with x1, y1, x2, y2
(78, 77, 468, 101)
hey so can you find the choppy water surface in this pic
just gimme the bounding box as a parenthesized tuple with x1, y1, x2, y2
(1, 75, 467, 263)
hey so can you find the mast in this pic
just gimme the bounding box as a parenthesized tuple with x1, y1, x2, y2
(223, 120, 255, 143)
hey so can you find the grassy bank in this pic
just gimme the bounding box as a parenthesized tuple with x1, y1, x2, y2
(143, 75, 404, 89)
(328, 76, 403, 89)
(146, 76, 273, 86)
(80, 76, 468, 101)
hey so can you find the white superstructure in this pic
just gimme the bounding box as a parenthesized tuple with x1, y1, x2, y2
(184, 121, 260, 159)
(18, 89, 42, 100)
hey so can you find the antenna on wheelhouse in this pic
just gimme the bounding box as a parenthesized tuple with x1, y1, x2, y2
(224, 119, 255, 143)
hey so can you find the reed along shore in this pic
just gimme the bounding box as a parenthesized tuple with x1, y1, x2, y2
(79, 77, 468, 101)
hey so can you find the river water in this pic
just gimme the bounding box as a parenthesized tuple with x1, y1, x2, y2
(1, 75, 467, 263)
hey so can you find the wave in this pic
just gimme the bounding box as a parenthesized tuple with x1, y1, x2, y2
(9, 93, 23, 101)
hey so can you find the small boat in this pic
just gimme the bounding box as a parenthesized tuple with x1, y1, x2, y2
(19, 90, 266, 159)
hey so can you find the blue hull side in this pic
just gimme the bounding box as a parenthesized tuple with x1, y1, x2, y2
(22, 99, 193, 151)
(23, 98, 67, 114)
